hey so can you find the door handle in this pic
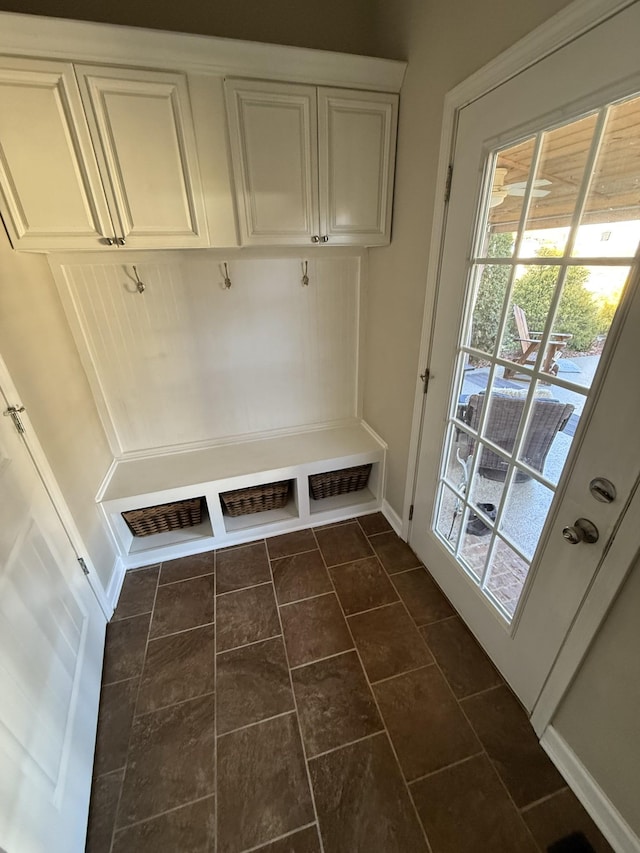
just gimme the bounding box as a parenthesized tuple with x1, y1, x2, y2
(562, 517, 599, 545)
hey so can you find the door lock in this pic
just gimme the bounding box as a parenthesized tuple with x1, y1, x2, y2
(562, 517, 599, 545)
(589, 477, 616, 503)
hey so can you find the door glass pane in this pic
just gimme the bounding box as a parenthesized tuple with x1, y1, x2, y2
(432, 91, 640, 623)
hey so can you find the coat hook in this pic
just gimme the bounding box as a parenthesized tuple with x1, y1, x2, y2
(223, 262, 232, 289)
(132, 265, 145, 293)
(302, 260, 309, 287)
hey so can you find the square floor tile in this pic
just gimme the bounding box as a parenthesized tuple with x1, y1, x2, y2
(150, 574, 214, 639)
(281, 593, 352, 668)
(369, 531, 421, 573)
(102, 613, 150, 684)
(329, 555, 398, 616)
(373, 666, 481, 780)
(217, 583, 280, 652)
(461, 685, 565, 807)
(348, 602, 433, 683)
(117, 694, 215, 827)
(159, 551, 214, 586)
(292, 650, 382, 757)
(113, 566, 159, 621)
(217, 712, 314, 853)
(93, 678, 139, 776)
(266, 529, 317, 560)
(216, 636, 294, 734)
(357, 512, 392, 536)
(112, 797, 215, 853)
(252, 826, 321, 852)
(391, 568, 454, 626)
(421, 616, 502, 698)
(137, 624, 215, 715)
(410, 754, 538, 853)
(522, 788, 614, 853)
(217, 542, 271, 593)
(272, 550, 332, 605)
(309, 732, 427, 853)
(314, 522, 372, 567)
(86, 769, 123, 853)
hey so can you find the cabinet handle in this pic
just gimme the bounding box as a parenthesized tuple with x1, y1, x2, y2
(101, 237, 115, 246)
(116, 237, 126, 246)
(311, 235, 320, 243)
(320, 235, 329, 243)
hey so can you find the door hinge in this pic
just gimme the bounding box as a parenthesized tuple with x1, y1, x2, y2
(419, 368, 430, 395)
(3, 404, 26, 434)
(444, 164, 453, 203)
(409, 504, 414, 521)
(78, 557, 90, 576)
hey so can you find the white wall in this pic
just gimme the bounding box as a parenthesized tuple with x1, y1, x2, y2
(553, 553, 640, 837)
(366, 0, 574, 514)
(0, 232, 117, 592)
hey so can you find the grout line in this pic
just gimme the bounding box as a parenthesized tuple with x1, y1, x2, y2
(216, 633, 283, 656)
(216, 579, 272, 597)
(406, 751, 486, 788)
(109, 561, 161, 853)
(217, 709, 296, 740)
(268, 546, 319, 562)
(385, 564, 424, 577)
(321, 553, 376, 571)
(267, 546, 327, 853)
(159, 570, 214, 588)
(110, 607, 153, 623)
(278, 589, 336, 608)
(369, 661, 435, 687)
(343, 598, 401, 620)
(238, 822, 318, 853)
(457, 682, 504, 702)
(134, 690, 216, 720)
(308, 730, 383, 762)
(289, 647, 357, 672)
(311, 528, 435, 853)
(150, 620, 215, 641)
(114, 791, 216, 835)
(100, 674, 142, 689)
(519, 786, 570, 814)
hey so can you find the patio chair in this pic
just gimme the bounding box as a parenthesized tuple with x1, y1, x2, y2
(464, 392, 575, 481)
(503, 304, 572, 378)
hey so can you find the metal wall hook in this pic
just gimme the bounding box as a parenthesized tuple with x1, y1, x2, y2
(223, 262, 232, 290)
(302, 260, 309, 287)
(132, 265, 145, 294)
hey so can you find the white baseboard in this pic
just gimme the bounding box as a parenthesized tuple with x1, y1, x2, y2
(541, 726, 640, 853)
(105, 556, 126, 616)
(382, 499, 403, 536)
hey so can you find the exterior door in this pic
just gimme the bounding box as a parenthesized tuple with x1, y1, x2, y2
(410, 3, 640, 711)
(0, 386, 105, 852)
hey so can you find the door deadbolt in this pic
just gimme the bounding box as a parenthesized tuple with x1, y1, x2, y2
(562, 517, 599, 545)
(589, 477, 616, 504)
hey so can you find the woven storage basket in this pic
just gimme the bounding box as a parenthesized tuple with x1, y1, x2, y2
(220, 480, 290, 517)
(122, 497, 203, 537)
(309, 464, 372, 500)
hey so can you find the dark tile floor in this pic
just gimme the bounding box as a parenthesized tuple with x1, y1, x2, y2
(86, 515, 613, 853)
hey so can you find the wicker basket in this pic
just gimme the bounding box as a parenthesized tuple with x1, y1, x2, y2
(220, 480, 290, 517)
(309, 464, 372, 500)
(122, 497, 203, 537)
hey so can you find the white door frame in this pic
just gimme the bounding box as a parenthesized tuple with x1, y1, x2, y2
(0, 352, 112, 618)
(404, 0, 639, 731)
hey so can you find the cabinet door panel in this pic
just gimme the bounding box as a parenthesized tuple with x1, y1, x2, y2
(225, 80, 319, 245)
(0, 59, 113, 250)
(77, 67, 208, 248)
(318, 88, 398, 246)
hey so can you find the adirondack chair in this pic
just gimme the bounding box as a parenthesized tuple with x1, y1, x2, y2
(503, 304, 572, 378)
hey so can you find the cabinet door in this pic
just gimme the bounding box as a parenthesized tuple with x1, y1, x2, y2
(77, 66, 208, 249)
(318, 88, 398, 246)
(225, 79, 320, 246)
(0, 58, 114, 251)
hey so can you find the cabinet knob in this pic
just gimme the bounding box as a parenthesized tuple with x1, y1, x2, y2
(311, 235, 320, 243)
(101, 237, 115, 246)
(116, 237, 126, 246)
(320, 235, 329, 243)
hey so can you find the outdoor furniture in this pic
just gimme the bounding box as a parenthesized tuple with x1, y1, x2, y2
(503, 304, 573, 378)
(464, 392, 575, 481)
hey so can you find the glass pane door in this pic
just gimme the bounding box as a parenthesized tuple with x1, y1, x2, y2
(432, 93, 640, 621)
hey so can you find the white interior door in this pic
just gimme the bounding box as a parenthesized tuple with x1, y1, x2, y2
(410, 3, 640, 711)
(0, 388, 105, 852)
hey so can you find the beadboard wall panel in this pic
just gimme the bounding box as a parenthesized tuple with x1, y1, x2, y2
(55, 254, 360, 454)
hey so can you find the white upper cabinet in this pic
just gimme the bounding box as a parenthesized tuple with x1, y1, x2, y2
(225, 79, 398, 246)
(76, 66, 208, 249)
(0, 58, 114, 251)
(318, 88, 398, 246)
(225, 80, 319, 246)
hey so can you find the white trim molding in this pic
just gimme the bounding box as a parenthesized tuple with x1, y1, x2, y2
(105, 556, 128, 615)
(542, 726, 640, 853)
(382, 499, 402, 536)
